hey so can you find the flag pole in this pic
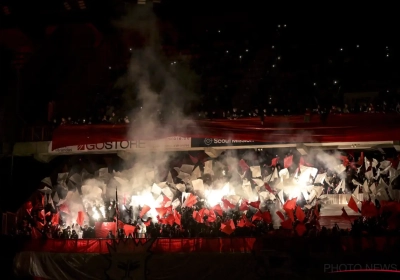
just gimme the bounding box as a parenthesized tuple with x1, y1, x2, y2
(115, 187, 119, 237)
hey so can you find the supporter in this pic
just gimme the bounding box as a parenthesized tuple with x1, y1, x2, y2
(106, 230, 115, 239)
(11, 146, 400, 240)
(70, 230, 79, 239)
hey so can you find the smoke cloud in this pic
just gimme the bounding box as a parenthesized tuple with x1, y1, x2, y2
(115, 4, 199, 140)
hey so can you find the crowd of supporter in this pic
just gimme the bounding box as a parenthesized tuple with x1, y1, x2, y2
(10, 147, 400, 240)
(11, 201, 400, 239)
(50, 100, 400, 127)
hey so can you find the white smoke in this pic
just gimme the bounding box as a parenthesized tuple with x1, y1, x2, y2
(115, 4, 198, 141)
(81, 179, 106, 221)
(107, 4, 201, 221)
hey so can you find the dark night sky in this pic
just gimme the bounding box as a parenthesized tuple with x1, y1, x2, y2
(1, 1, 400, 120)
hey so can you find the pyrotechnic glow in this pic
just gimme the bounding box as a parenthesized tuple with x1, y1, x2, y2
(204, 183, 231, 207)
(92, 207, 100, 220)
(287, 188, 301, 200)
(99, 205, 105, 218)
(131, 191, 158, 219)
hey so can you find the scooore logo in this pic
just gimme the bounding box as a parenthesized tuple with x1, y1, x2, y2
(203, 138, 255, 146)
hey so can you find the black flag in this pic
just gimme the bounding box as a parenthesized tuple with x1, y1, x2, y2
(115, 187, 119, 235)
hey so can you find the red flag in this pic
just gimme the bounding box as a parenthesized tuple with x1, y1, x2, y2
(161, 195, 171, 207)
(207, 209, 217, 222)
(155, 206, 172, 217)
(283, 198, 297, 221)
(283, 198, 297, 211)
(220, 219, 235, 235)
(243, 214, 254, 227)
(237, 218, 246, 227)
(117, 220, 125, 229)
(347, 196, 360, 214)
(276, 211, 285, 221)
(173, 210, 181, 226)
(36, 221, 44, 230)
(39, 210, 45, 220)
(143, 218, 152, 226)
(341, 207, 349, 219)
(183, 194, 197, 208)
(24, 201, 33, 211)
(251, 210, 263, 222)
(199, 208, 208, 217)
(299, 157, 313, 167)
(262, 211, 272, 223)
(239, 199, 249, 211)
(249, 200, 260, 209)
(361, 201, 378, 217)
(124, 224, 135, 236)
(269, 157, 279, 167)
(220, 224, 234, 235)
(340, 155, 350, 167)
(59, 203, 69, 214)
(264, 183, 274, 193)
(212, 204, 223, 216)
(295, 223, 307, 236)
(192, 211, 203, 223)
(239, 159, 250, 172)
(165, 214, 175, 226)
(139, 205, 151, 218)
(286, 209, 295, 222)
(228, 219, 235, 230)
(295, 206, 305, 222)
(284, 155, 293, 168)
(380, 201, 400, 214)
(77, 211, 85, 226)
(281, 219, 293, 230)
(189, 154, 198, 164)
(221, 198, 236, 209)
(356, 152, 364, 166)
(51, 212, 59, 225)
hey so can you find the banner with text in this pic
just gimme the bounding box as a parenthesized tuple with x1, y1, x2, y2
(49, 137, 191, 154)
(191, 138, 268, 147)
